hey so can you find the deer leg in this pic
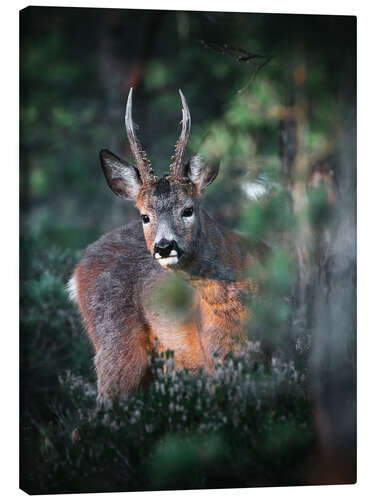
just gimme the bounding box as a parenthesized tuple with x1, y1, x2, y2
(94, 330, 152, 401)
(197, 326, 234, 374)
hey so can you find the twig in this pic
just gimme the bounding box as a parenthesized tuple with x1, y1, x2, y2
(199, 40, 272, 93)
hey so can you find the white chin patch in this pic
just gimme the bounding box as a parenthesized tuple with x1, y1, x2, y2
(155, 255, 179, 267)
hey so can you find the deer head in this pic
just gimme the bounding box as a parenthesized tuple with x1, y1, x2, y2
(100, 88, 219, 269)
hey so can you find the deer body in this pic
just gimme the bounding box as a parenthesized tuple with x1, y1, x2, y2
(70, 89, 263, 399)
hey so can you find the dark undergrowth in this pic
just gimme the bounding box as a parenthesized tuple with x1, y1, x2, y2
(20, 239, 316, 494)
(21, 354, 315, 494)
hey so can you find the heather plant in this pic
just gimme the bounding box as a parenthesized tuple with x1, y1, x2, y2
(22, 344, 314, 494)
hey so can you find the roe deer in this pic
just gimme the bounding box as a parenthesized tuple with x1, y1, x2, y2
(68, 89, 266, 400)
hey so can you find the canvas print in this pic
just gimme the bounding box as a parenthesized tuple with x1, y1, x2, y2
(20, 7, 356, 494)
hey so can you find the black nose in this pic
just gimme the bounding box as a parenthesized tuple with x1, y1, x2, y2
(154, 239, 177, 258)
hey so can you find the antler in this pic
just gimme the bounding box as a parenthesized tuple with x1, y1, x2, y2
(125, 88, 155, 184)
(170, 89, 191, 178)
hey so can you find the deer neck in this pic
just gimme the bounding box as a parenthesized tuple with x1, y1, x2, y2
(176, 210, 242, 298)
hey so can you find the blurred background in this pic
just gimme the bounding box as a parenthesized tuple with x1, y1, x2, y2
(20, 7, 356, 494)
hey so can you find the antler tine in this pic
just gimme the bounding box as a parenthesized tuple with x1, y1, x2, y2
(125, 88, 155, 184)
(170, 89, 191, 178)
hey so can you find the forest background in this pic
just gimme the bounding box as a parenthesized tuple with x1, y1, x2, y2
(19, 7, 356, 494)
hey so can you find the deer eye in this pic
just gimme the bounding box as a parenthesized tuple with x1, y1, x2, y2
(141, 214, 150, 224)
(182, 207, 194, 218)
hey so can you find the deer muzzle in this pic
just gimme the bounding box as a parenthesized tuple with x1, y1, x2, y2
(153, 239, 181, 267)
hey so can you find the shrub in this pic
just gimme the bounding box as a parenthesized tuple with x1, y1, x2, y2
(21, 344, 315, 493)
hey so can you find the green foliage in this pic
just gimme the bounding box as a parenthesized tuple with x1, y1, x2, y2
(148, 432, 229, 489)
(20, 236, 93, 416)
(240, 188, 295, 241)
(307, 185, 332, 229)
(151, 273, 195, 321)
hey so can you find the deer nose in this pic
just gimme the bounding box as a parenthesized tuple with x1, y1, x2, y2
(154, 239, 177, 259)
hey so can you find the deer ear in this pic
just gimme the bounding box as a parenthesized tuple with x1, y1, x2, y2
(100, 149, 141, 200)
(185, 155, 219, 192)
